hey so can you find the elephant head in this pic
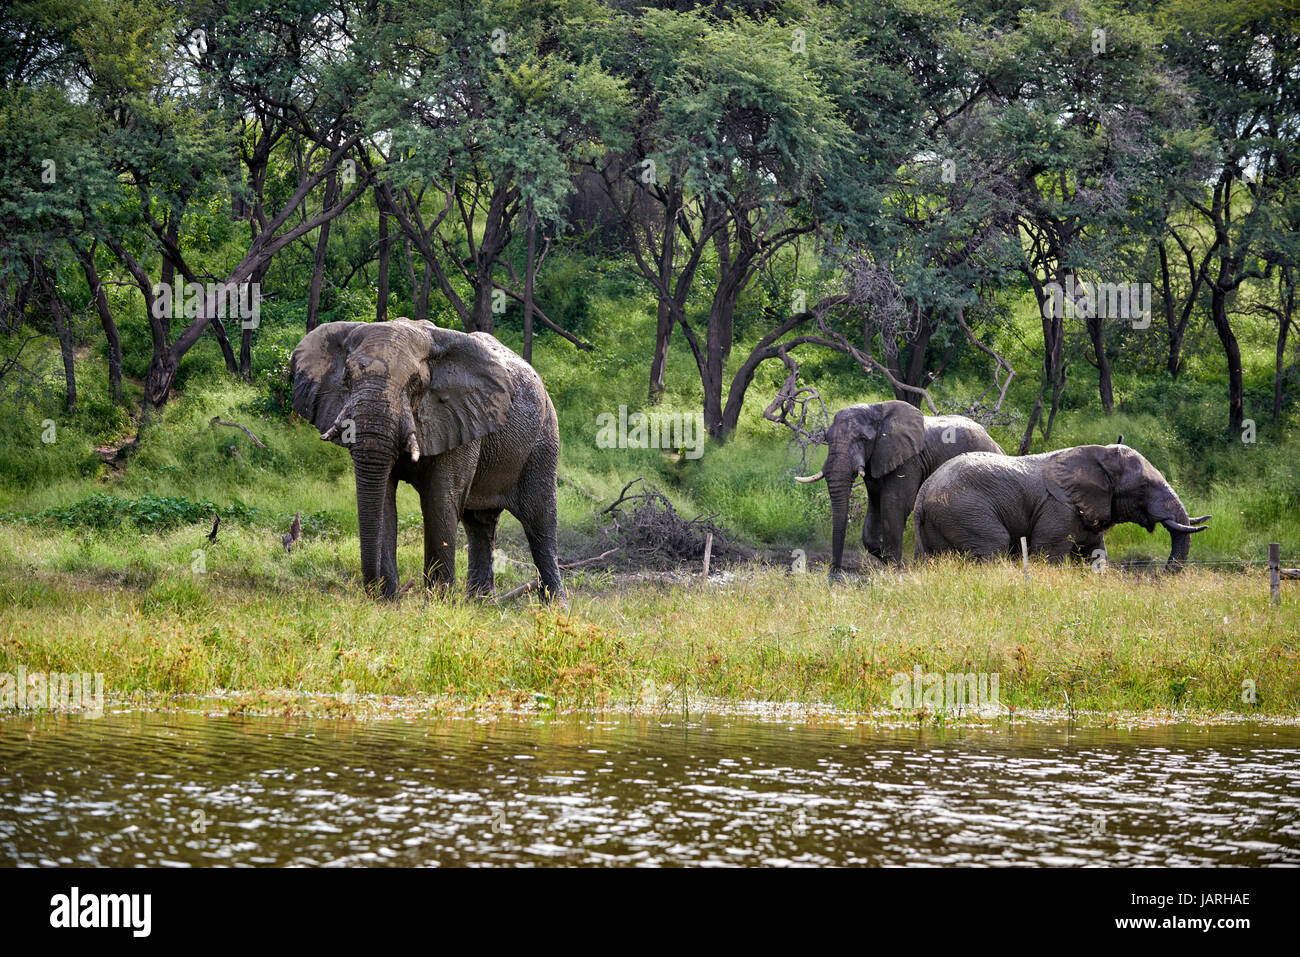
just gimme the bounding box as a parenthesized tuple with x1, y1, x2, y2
(1044, 444, 1210, 570)
(795, 400, 925, 570)
(291, 319, 512, 591)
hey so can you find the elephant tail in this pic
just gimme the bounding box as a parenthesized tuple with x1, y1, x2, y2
(913, 496, 929, 558)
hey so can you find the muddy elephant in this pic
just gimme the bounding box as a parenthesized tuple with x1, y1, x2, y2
(291, 318, 562, 600)
(795, 400, 1004, 573)
(913, 444, 1210, 569)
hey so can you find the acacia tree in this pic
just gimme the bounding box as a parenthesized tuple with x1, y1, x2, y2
(592, 8, 859, 436)
(1161, 0, 1300, 431)
(0, 0, 121, 404)
(368, 0, 625, 346)
(815, 0, 1022, 412)
(81, 0, 374, 408)
(972, 1, 1196, 451)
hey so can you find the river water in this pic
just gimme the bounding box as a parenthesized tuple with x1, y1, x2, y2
(2, 711, 1297, 866)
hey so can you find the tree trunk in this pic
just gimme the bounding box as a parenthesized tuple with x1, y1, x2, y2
(1273, 313, 1288, 426)
(1087, 312, 1114, 412)
(1159, 244, 1184, 377)
(523, 200, 536, 364)
(415, 258, 433, 323)
(1209, 284, 1244, 431)
(646, 187, 684, 402)
(894, 307, 935, 407)
(238, 259, 269, 381)
(649, 300, 675, 402)
(377, 203, 390, 322)
(35, 263, 76, 411)
(1018, 266, 1068, 454)
(306, 169, 338, 332)
(1272, 267, 1294, 425)
(72, 240, 122, 404)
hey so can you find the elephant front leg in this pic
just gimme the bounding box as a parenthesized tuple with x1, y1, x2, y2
(418, 486, 460, 593)
(862, 490, 884, 564)
(380, 473, 400, 593)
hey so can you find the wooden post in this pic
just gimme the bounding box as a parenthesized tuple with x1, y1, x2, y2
(1270, 543, 1281, 605)
(703, 532, 713, 580)
(1020, 536, 1030, 584)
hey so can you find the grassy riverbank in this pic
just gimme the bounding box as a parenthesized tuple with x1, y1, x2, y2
(2, 521, 1296, 718)
(3, 268, 1300, 723)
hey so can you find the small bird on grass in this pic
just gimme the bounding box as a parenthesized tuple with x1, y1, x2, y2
(281, 512, 301, 552)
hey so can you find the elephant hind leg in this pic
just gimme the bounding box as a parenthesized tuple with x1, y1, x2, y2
(509, 496, 563, 601)
(463, 508, 501, 597)
(916, 499, 1009, 560)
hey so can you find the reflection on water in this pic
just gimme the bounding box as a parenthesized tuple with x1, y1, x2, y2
(1, 712, 1298, 866)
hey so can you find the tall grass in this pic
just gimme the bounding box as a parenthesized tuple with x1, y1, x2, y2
(1, 524, 1295, 716)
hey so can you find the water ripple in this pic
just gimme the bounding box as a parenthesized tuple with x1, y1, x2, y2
(1, 713, 1297, 866)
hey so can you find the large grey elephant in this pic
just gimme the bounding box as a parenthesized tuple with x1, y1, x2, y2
(913, 444, 1210, 569)
(795, 400, 1004, 572)
(291, 318, 562, 600)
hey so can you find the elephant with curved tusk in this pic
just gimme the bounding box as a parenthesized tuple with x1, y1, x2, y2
(795, 400, 1004, 574)
(912, 443, 1210, 570)
(291, 318, 563, 600)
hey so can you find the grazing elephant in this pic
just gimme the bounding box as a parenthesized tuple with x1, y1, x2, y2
(913, 444, 1210, 570)
(291, 318, 562, 600)
(795, 400, 1004, 572)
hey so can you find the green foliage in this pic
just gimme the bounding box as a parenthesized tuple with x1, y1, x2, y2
(32, 493, 262, 531)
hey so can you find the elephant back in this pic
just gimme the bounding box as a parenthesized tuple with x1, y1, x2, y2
(921, 415, 1005, 475)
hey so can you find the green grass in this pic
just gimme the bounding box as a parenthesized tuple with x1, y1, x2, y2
(0, 524, 1295, 716)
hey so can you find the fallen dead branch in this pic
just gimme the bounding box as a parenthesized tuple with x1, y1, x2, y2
(494, 548, 622, 602)
(600, 478, 738, 566)
(762, 344, 830, 473)
(210, 417, 267, 448)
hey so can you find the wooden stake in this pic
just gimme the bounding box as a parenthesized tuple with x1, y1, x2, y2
(703, 532, 713, 580)
(1270, 543, 1281, 605)
(1021, 536, 1030, 584)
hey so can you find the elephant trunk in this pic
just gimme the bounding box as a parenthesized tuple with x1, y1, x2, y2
(827, 473, 855, 573)
(1154, 487, 1208, 572)
(353, 458, 393, 596)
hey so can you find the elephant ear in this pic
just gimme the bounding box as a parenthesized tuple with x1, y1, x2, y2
(291, 321, 369, 432)
(415, 327, 514, 455)
(868, 400, 926, 478)
(1045, 445, 1125, 528)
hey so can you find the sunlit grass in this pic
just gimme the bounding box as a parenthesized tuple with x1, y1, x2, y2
(2, 522, 1296, 718)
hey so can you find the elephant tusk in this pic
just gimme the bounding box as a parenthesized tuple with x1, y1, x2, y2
(406, 432, 420, 462)
(1163, 519, 1208, 534)
(794, 471, 824, 483)
(320, 423, 339, 442)
(1188, 514, 1211, 525)
(857, 467, 865, 478)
